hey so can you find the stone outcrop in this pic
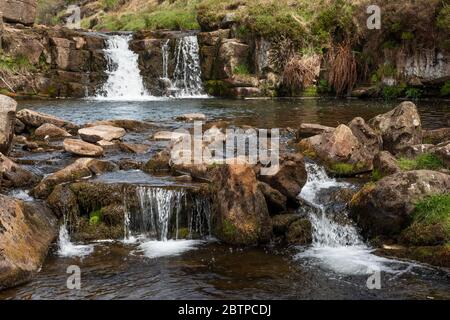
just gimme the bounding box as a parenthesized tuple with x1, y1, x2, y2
(0, 195, 57, 290)
(63, 138, 104, 157)
(0, 94, 16, 155)
(0, 0, 36, 25)
(349, 170, 450, 238)
(368, 101, 422, 154)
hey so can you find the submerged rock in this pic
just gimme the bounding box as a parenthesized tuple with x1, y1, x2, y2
(16, 109, 79, 134)
(78, 125, 126, 143)
(63, 138, 104, 157)
(0, 195, 58, 290)
(34, 123, 71, 139)
(368, 101, 422, 154)
(0, 95, 17, 155)
(349, 170, 450, 238)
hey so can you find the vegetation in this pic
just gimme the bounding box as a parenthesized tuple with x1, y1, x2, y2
(397, 153, 445, 171)
(441, 81, 450, 97)
(89, 209, 102, 225)
(371, 168, 383, 181)
(233, 63, 251, 75)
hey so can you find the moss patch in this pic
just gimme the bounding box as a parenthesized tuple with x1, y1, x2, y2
(397, 153, 444, 171)
(89, 209, 102, 226)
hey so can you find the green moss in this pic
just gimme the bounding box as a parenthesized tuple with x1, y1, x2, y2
(301, 86, 318, 97)
(398, 153, 444, 171)
(233, 63, 251, 75)
(401, 31, 414, 40)
(222, 219, 238, 239)
(175, 227, 190, 239)
(102, 0, 121, 11)
(329, 162, 365, 176)
(0, 53, 35, 74)
(89, 209, 102, 226)
(405, 87, 422, 100)
(436, 4, 450, 31)
(204, 80, 232, 96)
(440, 81, 450, 97)
(371, 168, 383, 181)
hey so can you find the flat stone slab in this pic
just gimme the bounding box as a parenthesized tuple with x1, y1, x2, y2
(152, 131, 190, 141)
(63, 138, 104, 157)
(176, 113, 206, 121)
(79, 125, 126, 143)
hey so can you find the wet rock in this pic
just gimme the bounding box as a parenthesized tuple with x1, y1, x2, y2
(96, 139, 117, 150)
(368, 101, 422, 154)
(297, 123, 334, 139)
(0, 94, 17, 155)
(117, 158, 143, 170)
(258, 153, 306, 205)
(85, 119, 154, 132)
(46, 184, 79, 219)
(143, 150, 171, 173)
(34, 123, 71, 139)
(373, 151, 401, 177)
(258, 181, 287, 214)
(271, 213, 302, 235)
(16, 109, 79, 134)
(14, 118, 25, 135)
(298, 124, 374, 175)
(174, 174, 192, 182)
(32, 158, 117, 199)
(119, 142, 149, 154)
(0, 153, 40, 189)
(0, 195, 57, 291)
(286, 219, 312, 245)
(349, 170, 450, 238)
(423, 127, 450, 144)
(78, 125, 126, 143)
(176, 113, 206, 121)
(63, 138, 104, 157)
(152, 131, 190, 141)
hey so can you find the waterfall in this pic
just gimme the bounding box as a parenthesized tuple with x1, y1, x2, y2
(295, 162, 412, 275)
(161, 39, 170, 79)
(57, 222, 94, 258)
(95, 34, 156, 101)
(164, 35, 207, 98)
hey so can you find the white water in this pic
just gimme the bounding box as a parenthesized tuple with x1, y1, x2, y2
(8, 189, 34, 202)
(137, 239, 205, 259)
(295, 162, 414, 275)
(95, 35, 161, 101)
(168, 36, 208, 98)
(57, 225, 94, 258)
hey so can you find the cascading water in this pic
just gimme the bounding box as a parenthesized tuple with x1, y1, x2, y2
(295, 162, 414, 275)
(163, 35, 207, 98)
(57, 222, 94, 258)
(124, 186, 211, 258)
(95, 34, 155, 101)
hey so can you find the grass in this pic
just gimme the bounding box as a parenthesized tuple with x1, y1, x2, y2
(371, 168, 383, 181)
(329, 162, 364, 175)
(0, 53, 35, 74)
(233, 63, 251, 75)
(414, 194, 450, 233)
(397, 153, 444, 171)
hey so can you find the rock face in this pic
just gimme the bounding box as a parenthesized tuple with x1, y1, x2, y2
(0, 95, 17, 155)
(210, 164, 272, 245)
(0, 195, 57, 290)
(33, 158, 117, 198)
(298, 122, 379, 175)
(16, 109, 79, 133)
(78, 125, 126, 143)
(34, 123, 71, 138)
(0, 0, 37, 25)
(0, 153, 40, 189)
(349, 170, 450, 238)
(368, 101, 422, 154)
(63, 138, 104, 157)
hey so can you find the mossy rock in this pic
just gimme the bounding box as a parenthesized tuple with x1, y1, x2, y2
(204, 80, 233, 97)
(286, 219, 312, 245)
(272, 213, 302, 236)
(400, 222, 448, 246)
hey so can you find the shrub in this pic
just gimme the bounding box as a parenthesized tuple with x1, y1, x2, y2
(382, 85, 405, 100)
(405, 87, 422, 100)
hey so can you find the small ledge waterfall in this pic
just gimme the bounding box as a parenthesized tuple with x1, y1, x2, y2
(161, 35, 207, 98)
(95, 34, 155, 100)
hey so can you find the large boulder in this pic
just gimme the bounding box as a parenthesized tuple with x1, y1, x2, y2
(368, 101, 422, 154)
(0, 95, 17, 155)
(16, 109, 79, 134)
(349, 170, 450, 238)
(258, 153, 307, 205)
(0, 195, 57, 290)
(63, 138, 104, 157)
(0, 0, 37, 25)
(372, 151, 401, 178)
(78, 125, 126, 143)
(297, 123, 334, 139)
(32, 158, 118, 199)
(0, 153, 40, 189)
(209, 163, 272, 245)
(298, 123, 377, 175)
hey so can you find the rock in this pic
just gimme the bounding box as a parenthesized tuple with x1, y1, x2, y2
(32, 158, 117, 199)
(286, 219, 312, 245)
(0, 95, 17, 155)
(0, 0, 37, 25)
(349, 170, 450, 238)
(0, 153, 40, 188)
(34, 123, 71, 139)
(152, 131, 190, 141)
(400, 223, 448, 246)
(117, 158, 143, 170)
(401, 143, 435, 158)
(348, 117, 382, 158)
(373, 151, 401, 177)
(176, 113, 206, 121)
(423, 127, 450, 144)
(78, 125, 126, 143)
(63, 138, 104, 157)
(258, 181, 287, 214)
(143, 150, 171, 173)
(298, 124, 374, 175)
(84, 119, 154, 132)
(368, 101, 422, 154)
(258, 153, 307, 205)
(119, 143, 149, 154)
(431, 141, 450, 169)
(174, 174, 192, 182)
(14, 118, 25, 134)
(297, 123, 334, 139)
(0, 195, 57, 290)
(271, 213, 302, 235)
(16, 109, 79, 133)
(210, 163, 272, 245)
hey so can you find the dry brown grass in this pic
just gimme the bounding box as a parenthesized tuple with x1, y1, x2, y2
(327, 41, 357, 96)
(282, 54, 320, 91)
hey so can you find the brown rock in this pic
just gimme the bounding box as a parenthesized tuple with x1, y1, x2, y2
(0, 152, 40, 189)
(34, 123, 71, 138)
(63, 138, 104, 157)
(78, 125, 126, 143)
(16, 109, 79, 133)
(0, 0, 37, 25)
(119, 143, 149, 154)
(258, 181, 287, 214)
(373, 151, 401, 177)
(423, 127, 450, 144)
(297, 123, 334, 139)
(0, 94, 17, 155)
